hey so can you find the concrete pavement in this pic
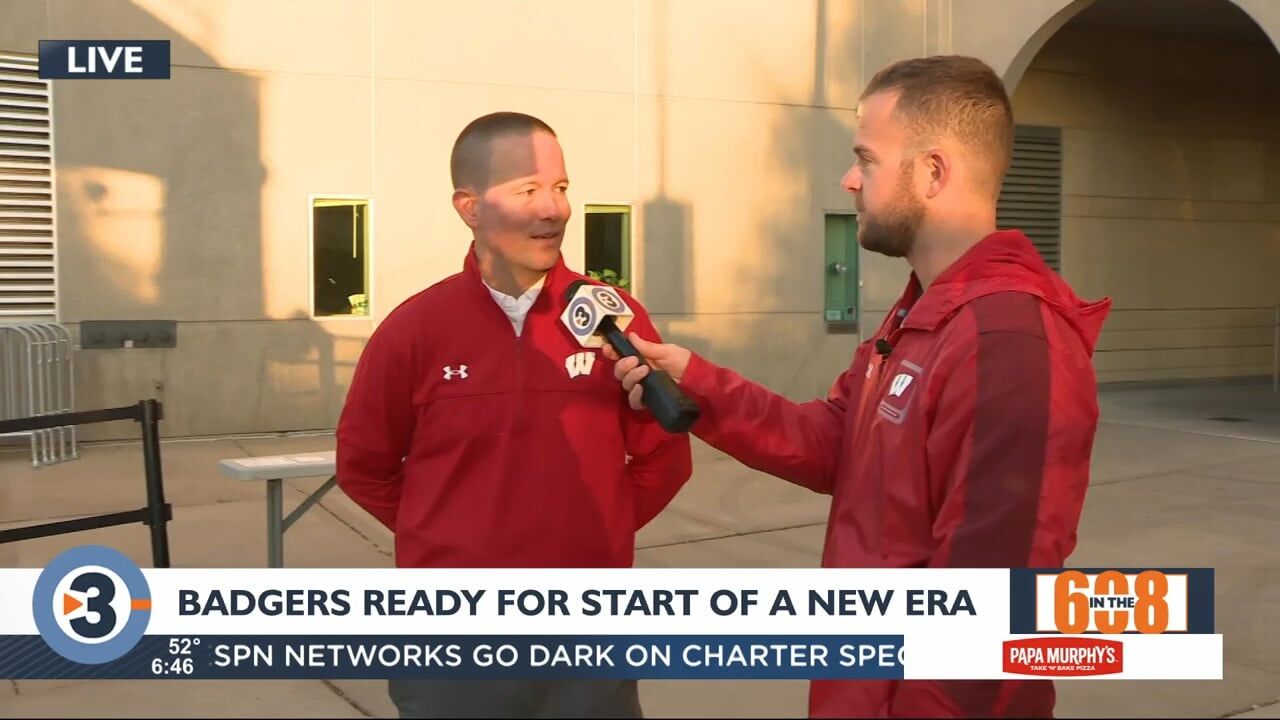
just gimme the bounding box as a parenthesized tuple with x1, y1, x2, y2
(1, 382, 1277, 718)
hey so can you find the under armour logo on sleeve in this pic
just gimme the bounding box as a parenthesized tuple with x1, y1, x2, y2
(443, 365, 469, 380)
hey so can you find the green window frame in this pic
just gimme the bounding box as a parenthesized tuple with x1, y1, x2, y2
(584, 204, 631, 290)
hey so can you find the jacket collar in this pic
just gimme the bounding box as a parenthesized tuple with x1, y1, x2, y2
(461, 242, 576, 317)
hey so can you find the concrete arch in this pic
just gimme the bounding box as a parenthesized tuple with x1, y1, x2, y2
(994, 0, 1280, 385)
(1000, 0, 1096, 91)
(1224, 0, 1280, 52)
(1001, 0, 1280, 91)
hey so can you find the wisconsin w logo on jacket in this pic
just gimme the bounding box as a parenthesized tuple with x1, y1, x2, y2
(888, 373, 913, 397)
(565, 351, 596, 379)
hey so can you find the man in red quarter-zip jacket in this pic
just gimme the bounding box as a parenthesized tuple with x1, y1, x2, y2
(609, 57, 1112, 718)
(336, 112, 692, 718)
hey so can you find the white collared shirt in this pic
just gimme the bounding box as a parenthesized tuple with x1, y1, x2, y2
(483, 275, 545, 336)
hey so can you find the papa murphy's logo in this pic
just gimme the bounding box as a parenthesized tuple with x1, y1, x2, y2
(1003, 637, 1123, 677)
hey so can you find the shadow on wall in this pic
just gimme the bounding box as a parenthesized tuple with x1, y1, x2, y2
(46, 0, 352, 439)
(52, 0, 262, 438)
(639, 0, 693, 325)
(639, 0, 872, 400)
(756, 0, 874, 398)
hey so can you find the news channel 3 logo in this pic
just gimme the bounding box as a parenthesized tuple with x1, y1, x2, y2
(31, 546, 152, 664)
(565, 286, 626, 338)
(566, 296, 599, 339)
(590, 286, 625, 314)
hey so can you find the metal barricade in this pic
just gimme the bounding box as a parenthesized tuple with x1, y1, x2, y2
(0, 399, 171, 567)
(0, 322, 78, 467)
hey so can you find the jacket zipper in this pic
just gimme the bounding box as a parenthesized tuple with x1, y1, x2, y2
(515, 331, 524, 412)
(857, 327, 905, 422)
(491, 296, 525, 437)
(874, 329, 907, 391)
(855, 352, 886, 423)
(512, 304, 531, 438)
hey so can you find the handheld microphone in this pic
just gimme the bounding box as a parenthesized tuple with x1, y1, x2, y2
(560, 280, 701, 433)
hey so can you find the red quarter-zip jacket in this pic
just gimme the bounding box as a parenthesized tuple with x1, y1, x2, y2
(679, 231, 1111, 718)
(336, 248, 692, 568)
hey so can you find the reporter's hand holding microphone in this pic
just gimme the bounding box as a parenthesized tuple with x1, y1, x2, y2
(602, 334, 692, 414)
(561, 280, 698, 431)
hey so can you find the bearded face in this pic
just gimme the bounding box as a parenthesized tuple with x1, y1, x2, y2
(856, 158, 927, 259)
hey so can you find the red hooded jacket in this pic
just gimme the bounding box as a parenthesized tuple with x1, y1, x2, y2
(679, 231, 1111, 718)
(336, 248, 692, 569)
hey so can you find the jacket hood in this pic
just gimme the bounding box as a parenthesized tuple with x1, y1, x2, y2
(903, 230, 1111, 355)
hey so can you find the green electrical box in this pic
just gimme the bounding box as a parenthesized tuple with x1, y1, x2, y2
(823, 214, 858, 325)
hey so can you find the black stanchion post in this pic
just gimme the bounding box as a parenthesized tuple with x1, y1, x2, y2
(0, 399, 175, 565)
(139, 399, 171, 568)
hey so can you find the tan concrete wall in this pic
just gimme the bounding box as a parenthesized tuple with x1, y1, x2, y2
(364, 0, 892, 407)
(8, 0, 908, 439)
(951, 0, 1093, 91)
(2, 0, 375, 439)
(1011, 23, 1280, 383)
(6, 0, 1279, 439)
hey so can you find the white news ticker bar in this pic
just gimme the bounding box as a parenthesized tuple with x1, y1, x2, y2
(3, 568, 1012, 636)
(0, 568, 1222, 681)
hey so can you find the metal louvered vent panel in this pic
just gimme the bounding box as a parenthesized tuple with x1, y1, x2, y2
(998, 125, 1062, 271)
(0, 53, 55, 323)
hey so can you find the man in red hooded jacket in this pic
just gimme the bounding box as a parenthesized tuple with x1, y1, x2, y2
(608, 56, 1111, 718)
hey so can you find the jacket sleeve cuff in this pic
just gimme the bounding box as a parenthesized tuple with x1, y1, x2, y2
(680, 352, 717, 399)
(679, 352, 724, 430)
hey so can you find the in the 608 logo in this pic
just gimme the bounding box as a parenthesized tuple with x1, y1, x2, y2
(31, 545, 152, 664)
(1036, 570, 1188, 634)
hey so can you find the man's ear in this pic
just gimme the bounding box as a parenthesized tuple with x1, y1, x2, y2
(924, 148, 951, 199)
(452, 189, 480, 228)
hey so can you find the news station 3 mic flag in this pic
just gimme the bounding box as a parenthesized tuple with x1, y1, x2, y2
(560, 283, 633, 349)
(0, 546, 1220, 681)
